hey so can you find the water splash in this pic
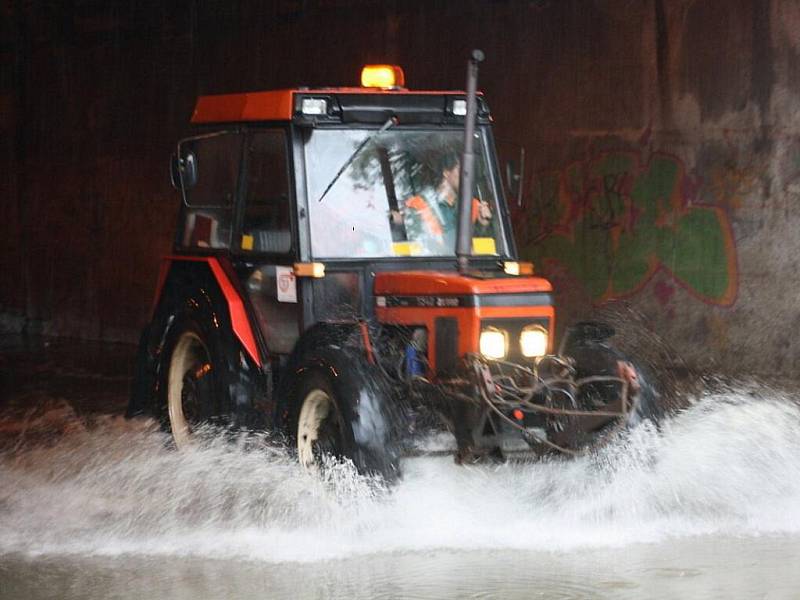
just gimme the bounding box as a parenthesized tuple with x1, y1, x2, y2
(2, 388, 800, 563)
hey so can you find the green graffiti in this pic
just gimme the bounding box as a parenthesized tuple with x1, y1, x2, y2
(516, 152, 737, 305)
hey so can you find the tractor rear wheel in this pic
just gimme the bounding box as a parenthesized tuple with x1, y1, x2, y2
(166, 328, 215, 448)
(160, 312, 241, 447)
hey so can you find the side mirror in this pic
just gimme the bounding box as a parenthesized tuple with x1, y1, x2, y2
(504, 146, 525, 206)
(505, 160, 520, 196)
(170, 150, 198, 190)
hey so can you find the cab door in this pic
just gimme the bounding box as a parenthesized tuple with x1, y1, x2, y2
(234, 128, 302, 358)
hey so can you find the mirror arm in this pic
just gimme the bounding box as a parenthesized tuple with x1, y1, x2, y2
(517, 146, 525, 207)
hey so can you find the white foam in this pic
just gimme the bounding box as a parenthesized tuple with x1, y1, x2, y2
(2, 390, 800, 562)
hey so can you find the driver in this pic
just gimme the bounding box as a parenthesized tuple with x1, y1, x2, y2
(402, 153, 492, 251)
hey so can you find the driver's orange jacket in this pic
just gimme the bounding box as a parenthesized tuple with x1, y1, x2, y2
(404, 196, 486, 238)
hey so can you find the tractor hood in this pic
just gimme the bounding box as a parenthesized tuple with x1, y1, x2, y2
(373, 270, 556, 373)
(373, 270, 553, 307)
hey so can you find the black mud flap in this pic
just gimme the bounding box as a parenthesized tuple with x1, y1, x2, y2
(126, 325, 156, 419)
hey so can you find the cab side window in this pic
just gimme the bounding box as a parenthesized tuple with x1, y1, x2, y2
(180, 132, 242, 249)
(240, 130, 291, 254)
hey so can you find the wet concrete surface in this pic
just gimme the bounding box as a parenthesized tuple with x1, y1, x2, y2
(0, 335, 133, 450)
(4, 536, 800, 600)
(3, 334, 800, 599)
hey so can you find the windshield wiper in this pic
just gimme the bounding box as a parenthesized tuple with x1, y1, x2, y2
(317, 116, 397, 202)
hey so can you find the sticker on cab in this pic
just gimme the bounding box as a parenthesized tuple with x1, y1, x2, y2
(276, 266, 297, 303)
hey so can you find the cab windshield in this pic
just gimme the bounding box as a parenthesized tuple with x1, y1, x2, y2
(304, 128, 507, 259)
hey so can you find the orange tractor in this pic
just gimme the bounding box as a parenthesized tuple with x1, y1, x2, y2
(128, 53, 653, 479)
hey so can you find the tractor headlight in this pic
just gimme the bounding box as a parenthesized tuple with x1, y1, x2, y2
(480, 328, 508, 360)
(520, 325, 548, 358)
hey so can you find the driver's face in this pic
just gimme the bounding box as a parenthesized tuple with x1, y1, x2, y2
(443, 163, 460, 190)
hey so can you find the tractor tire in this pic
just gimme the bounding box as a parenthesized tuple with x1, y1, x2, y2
(160, 314, 237, 447)
(545, 321, 663, 449)
(289, 346, 401, 481)
(624, 359, 662, 426)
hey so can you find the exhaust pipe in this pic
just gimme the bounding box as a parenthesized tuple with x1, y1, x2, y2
(456, 49, 484, 274)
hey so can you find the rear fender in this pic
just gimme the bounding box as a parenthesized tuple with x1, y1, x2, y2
(151, 256, 261, 366)
(128, 258, 270, 428)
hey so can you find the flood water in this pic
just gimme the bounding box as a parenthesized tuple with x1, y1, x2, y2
(2, 336, 800, 598)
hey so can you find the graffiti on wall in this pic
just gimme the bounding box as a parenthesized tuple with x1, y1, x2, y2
(513, 151, 738, 306)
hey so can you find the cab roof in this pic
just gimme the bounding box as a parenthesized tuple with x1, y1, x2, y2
(191, 88, 489, 125)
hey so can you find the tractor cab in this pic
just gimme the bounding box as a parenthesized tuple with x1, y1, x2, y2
(171, 65, 551, 364)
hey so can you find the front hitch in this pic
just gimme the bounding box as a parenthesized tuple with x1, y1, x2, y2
(466, 353, 637, 455)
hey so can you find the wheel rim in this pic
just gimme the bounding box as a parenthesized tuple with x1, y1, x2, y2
(168, 331, 212, 448)
(297, 388, 341, 469)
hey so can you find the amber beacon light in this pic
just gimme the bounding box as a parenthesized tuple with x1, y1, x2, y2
(360, 64, 405, 88)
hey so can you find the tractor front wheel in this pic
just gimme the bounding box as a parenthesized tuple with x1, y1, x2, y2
(290, 347, 401, 481)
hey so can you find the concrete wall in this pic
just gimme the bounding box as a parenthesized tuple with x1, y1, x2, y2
(2, 1, 799, 377)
